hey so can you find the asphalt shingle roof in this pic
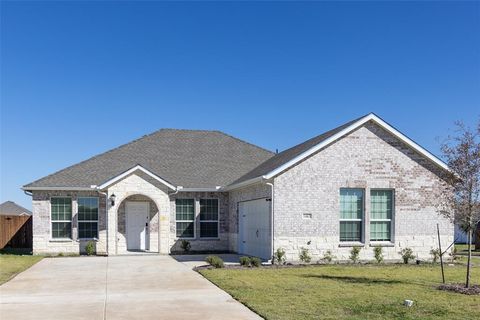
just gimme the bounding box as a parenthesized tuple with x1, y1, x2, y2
(0, 201, 32, 216)
(23, 129, 275, 189)
(230, 115, 366, 185)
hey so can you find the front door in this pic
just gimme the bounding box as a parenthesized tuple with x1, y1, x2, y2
(126, 202, 149, 251)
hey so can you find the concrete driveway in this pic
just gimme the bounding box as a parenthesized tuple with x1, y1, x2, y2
(0, 255, 261, 320)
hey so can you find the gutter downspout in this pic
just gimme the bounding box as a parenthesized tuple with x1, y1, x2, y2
(92, 186, 108, 255)
(266, 182, 274, 263)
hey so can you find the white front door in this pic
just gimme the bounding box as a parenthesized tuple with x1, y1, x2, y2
(126, 202, 150, 251)
(238, 198, 271, 260)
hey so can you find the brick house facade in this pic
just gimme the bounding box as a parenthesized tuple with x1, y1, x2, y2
(24, 114, 453, 261)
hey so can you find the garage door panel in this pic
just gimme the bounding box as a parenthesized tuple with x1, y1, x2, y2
(238, 199, 271, 260)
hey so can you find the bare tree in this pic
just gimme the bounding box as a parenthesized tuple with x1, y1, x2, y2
(439, 120, 480, 288)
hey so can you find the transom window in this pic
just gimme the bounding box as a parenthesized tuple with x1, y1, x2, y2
(51, 197, 72, 239)
(78, 197, 99, 239)
(176, 199, 195, 238)
(370, 190, 393, 241)
(339, 189, 364, 242)
(200, 199, 219, 238)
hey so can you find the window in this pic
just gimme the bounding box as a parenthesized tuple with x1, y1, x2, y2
(339, 189, 364, 242)
(176, 199, 195, 238)
(78, 197, 99, 239)
(370, 190, 393, 241)
(200, 199, 219, 238)
(51, 197, 72, 239)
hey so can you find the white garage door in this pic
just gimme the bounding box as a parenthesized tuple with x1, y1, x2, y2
(238, 199, 271, 260)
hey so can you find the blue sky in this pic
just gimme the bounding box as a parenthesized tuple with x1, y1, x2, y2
(1, 1, 479, 208)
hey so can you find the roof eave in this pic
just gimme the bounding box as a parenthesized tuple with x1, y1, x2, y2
(222, 176, 267, 191)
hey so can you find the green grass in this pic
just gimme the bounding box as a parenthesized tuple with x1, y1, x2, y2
(455, 244, 480, 256)
(200, 264, 480, 320)
(0, 254, 43, 284)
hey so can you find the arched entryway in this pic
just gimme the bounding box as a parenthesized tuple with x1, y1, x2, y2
(116, 194, 159, 254)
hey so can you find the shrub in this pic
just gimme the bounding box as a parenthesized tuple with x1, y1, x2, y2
(205, 255, 224, 268)
(239, 256, 251, 267)
(180, 240, 191, 252)
(400, 248, 415, 264)
(57, 252, 64, 257)
(373, 247, 384, 263)
(250, 257, 262, 267)
(299, 247, 312, 264)
(322, 250, 335, 263)
(430, 248, 440, 263)
(450, 246, 459, 262)
(349, 246, 362, 263)
(85, 241, 95, 256)
(273, 248, 286, 265)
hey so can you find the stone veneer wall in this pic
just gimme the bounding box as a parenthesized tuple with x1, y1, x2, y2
(106, 171, 170, 255)
(273, 121, 454, 262)
(32, 190, 107, 255)
(116, 195, 159, 254)
(228, 184, 271, 253)
(169, 192, 229, 252)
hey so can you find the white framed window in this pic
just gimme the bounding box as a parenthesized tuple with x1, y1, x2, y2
(51, 197, 72, 239)
(176, 199, 195, 238)
(339, 188, 364, 242)
(370, 190, 394, 241)
(200, 199, 219, 238)
(78, 197, 99, 239)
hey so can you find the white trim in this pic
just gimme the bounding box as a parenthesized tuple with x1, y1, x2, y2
(50, 196, 73, 240)
(97, 165, 176, 190)
(77, 196, 99, 240)
(264, 114, 450, 179)
(199, 198, 220, 239)
(179, 187, 222, 192)
(221, 176, 266, 191)
(23, 187, 93, 191)
(175, 198, 196, 239)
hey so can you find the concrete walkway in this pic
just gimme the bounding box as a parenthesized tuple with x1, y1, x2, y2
(0, 255, 261, 320)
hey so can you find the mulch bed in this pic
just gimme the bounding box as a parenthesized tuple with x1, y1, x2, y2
(438, 283, 480, 295)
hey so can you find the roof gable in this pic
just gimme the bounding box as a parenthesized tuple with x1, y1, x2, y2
(226, 113, 449, 189)
(0, 201, 32, 216)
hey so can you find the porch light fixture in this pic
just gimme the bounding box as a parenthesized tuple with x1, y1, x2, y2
(109, 193, 116, 206)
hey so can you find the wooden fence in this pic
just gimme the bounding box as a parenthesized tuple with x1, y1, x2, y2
(0, 215, 32, 249)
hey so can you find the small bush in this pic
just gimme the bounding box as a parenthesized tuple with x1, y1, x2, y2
(273, 248, 286, 265)
(205, 255, 224, 268)
(85, 241, 95, 256)
(57, 252, 64, 257)
(450, 246, 459, 262)
(400, 248, 415, 264)
(349, 246, 362, 263)
(250, 257, 262, 267)
(430, 248, 440, 263)
(299, 247, 312, 264)
(373, 247, 384, 263)
(239, 256, 251, 267)
(322, 250, 335, 263)
(180, 240, 191, 252)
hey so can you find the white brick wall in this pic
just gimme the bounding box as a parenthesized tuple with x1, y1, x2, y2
(272, 122, 453, 261)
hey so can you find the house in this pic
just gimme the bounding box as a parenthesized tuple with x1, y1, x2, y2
(0, 201, 32, 250)
(23, 113, 453, 261)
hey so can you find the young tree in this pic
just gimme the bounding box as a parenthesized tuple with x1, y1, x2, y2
(440, 120, 480, 288)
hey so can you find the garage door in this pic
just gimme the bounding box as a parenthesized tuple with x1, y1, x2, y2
(238, 199, 271, 260)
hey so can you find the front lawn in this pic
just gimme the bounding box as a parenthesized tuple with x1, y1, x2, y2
(455, 244, 480, 256)
(0, 254, 43, 284)
(200, 264, 480, 320)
